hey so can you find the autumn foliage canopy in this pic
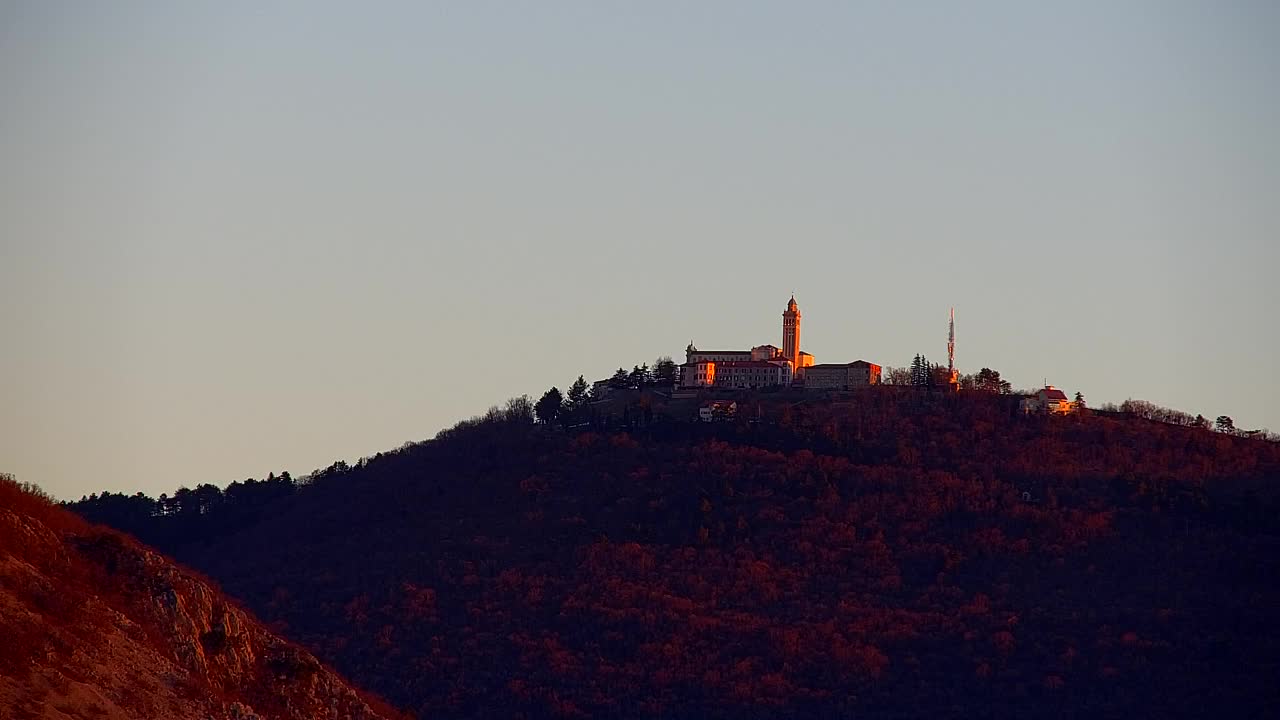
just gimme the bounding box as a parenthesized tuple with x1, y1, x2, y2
(70, 390, 1280, 718)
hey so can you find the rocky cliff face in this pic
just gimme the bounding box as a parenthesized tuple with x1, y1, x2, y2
(0, 486, 401, 720)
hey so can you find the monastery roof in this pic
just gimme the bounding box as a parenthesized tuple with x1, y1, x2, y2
(1041, 388, 1069, 400)
(806, 360, 880, 369)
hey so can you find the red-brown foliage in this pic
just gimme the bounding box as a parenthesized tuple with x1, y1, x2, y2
(68, 392, 1280, 718)
(1, 475, 407, 720)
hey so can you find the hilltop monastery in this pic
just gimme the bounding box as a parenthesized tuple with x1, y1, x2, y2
(681, 295, 881, 390)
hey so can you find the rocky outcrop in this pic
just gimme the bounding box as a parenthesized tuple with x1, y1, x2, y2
(0, 501, 400, 720)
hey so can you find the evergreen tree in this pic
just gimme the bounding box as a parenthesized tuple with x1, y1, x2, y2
(972, 368, 1011, 394)
(608, 368, 630, 390)
(1074, 391, 1086, 408)
(566, 376, 590, 411)
(535, 387, 563, 426)
(652, 356, 678, 384)
(910, 354, 932, 387)
(628, 364, 651, 389)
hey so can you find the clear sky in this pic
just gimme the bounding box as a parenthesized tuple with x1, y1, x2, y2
(2, 1, 1277, 500)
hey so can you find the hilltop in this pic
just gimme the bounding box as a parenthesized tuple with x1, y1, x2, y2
(70, 390, 1280, 718)
(0, 477, 405, 720)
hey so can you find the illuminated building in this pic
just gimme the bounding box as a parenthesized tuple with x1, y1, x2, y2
(681, 295, 815, 387)
(1020, 386, 1074, 414)
(681, 359, 716, 388)
(710, 360, 793, 389)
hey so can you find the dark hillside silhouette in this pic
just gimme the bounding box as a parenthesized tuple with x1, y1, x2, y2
(0, 475, 405, 720)
(70, 390, 1280, 719)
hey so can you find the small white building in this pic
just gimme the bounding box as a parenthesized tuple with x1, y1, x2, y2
(1021, 386, 1074, 415)
(699, 400, 737, 422)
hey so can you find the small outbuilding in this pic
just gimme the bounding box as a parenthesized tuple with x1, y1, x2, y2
(698, 401, 738, 422)
(1021, 386, 1074, 415)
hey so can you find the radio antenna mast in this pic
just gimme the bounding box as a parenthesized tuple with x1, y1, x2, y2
(946, 307, 959, 390)
(947, 307, 955, 376)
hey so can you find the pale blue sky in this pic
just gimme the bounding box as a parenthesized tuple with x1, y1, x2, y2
(2, 2, 1277, 500)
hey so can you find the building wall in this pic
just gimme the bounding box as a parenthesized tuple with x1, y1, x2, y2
(803, 367, 847, 389)
(769, 360, 794, 385)
(804, 362, 881, 389)
(848, 362, 881, 386)
(680, 361, 716, 387)
(713, 362, 788, 389)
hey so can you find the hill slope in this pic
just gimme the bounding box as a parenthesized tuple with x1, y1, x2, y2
(73, 391, 1280, 718)
(0, 478, 403, 720)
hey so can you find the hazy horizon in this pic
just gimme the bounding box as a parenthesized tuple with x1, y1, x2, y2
(3, 1, 1278, 500)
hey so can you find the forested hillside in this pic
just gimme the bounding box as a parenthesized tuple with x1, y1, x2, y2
(0, 477, 404, 720)
(70, 391, 1280, 718)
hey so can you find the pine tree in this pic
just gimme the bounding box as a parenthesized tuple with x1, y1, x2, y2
(973, 367, 1010, 394)
(609, 368, 630, 390)
(652, 357, 678, 384)
(910, 354, 932, 387)
(567, 376, 590, 410)
(535, 387, 563, 425)
(628, 364, 651, 389)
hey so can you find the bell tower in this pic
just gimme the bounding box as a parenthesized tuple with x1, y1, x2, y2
(782, 295, 801, 367)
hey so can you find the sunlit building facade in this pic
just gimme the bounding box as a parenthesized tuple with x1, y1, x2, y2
(680, 359, 717, 388)
(681, 296, 816, 387)
(712, 360, 793, 389)
(1021, 386, 1074, 415)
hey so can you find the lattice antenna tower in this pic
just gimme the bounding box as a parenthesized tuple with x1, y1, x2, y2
(947, 307, 956, 375)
